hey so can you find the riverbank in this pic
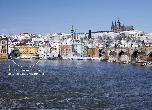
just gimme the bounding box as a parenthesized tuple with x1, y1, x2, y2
(2, 56, 152, 67)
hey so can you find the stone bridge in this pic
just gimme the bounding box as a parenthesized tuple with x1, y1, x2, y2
(100, 46, 152, 63)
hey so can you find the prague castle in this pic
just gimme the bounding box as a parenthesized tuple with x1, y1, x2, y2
(111, 18, 134, 33)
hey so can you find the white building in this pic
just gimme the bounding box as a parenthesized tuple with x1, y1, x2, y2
(39, 45, 51, 59)
(50, 41, 60, 58)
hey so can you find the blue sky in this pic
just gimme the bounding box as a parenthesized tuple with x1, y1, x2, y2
(0, 0, 152, 34)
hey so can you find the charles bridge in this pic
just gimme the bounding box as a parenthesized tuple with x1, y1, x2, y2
(100, 46, 152, 63)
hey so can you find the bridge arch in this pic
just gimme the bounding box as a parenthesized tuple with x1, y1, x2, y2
(118, 50, 130, 63)
(148, 52, 152, 57)
(100, 50, 108, 61)
(147, 51, 152, 61)
(109, 50, 117, 57)
(131, 50, 139, 58)
(118, 50, 125, 57)
(99, 49, 104, 57)
(131, 50, 146, 62)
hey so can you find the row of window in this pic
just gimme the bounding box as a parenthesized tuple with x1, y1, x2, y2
(18, 48, 38, 50)
(63, 49, 71, 51)
(21, 51, 38, 53)
(0, 40, 6, 44)
(0, 50, 6, 53)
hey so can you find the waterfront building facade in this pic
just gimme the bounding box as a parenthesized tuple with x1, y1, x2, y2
(39, 45, 51, 59)
(16, 46, 39, 59)
(60, 45, 73, 58)
(87, 47, 100, 58)
(0, 37, 8, 59)
(50, 42, 60, 58)
(72, 40, 84, 57)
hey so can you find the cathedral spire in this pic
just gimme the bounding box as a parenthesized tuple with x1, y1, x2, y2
(117, 17, 121, 29)
(112, 21, 114, 26)
(115, 20, 117, 26)
(117, 17, 120, 24)
(118, 17, 120, 22)
(111, 21, 114, 32)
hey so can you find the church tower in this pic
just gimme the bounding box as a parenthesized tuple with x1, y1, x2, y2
(111, 21, 114, 32)
(71, 25, 74, 40)
(117, 18, 121, 29)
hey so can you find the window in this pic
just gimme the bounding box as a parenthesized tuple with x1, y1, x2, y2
(2, 46, 6, 49)
(2, 40, 5, 44)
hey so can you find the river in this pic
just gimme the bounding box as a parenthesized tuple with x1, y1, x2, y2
(0, 59, 152, 110)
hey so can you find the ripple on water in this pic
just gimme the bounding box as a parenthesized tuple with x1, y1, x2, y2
(0, 60, 152, 109)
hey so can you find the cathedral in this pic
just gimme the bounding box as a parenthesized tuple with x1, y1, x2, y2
(111, 18, 134, 33)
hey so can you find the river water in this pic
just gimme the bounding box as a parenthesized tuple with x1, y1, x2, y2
(0, 59, 152, 110)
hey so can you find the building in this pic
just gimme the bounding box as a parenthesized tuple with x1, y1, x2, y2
(0, 37, 8, 59)
(60, 45, 73, 58)
(50, 42, 60, 58)
(111, 18, 134, 33)
(15, 46, 39, 59)
(87, 47, 100, 58)
(39, 45, 51, 59)
(72, 40, 84, 57)
(39, 43, 60, 60)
